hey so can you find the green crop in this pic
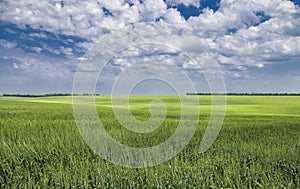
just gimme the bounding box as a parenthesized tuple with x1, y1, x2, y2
(0, 96, 299, 188)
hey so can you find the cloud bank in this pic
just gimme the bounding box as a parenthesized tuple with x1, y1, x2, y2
(0, 0, 299, 93)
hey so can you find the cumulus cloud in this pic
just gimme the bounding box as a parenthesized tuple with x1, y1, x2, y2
(0, 39, 17, 49)
(0, 1, 105, 40)
(0, 0, 300, 93)
(183, 0, 300, 71)
(166, 0, 200, 7)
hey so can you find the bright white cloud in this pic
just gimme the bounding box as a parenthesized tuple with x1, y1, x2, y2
(164, 8, 186, 24)
(0, 39, 17, 49)
(0, 0, 106, 40)
(139, 0, 168, 21)
(184, 0, 300, 70)
(0, 0, 300, 93)
(166, 0, 200, 7)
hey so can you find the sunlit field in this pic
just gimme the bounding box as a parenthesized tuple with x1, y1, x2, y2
(0, 96, 299, 188)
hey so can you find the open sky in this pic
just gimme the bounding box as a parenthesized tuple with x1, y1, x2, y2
(0, 0, 299, 94)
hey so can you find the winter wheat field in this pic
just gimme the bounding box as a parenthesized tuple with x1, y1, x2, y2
(0, 96, 299, 188)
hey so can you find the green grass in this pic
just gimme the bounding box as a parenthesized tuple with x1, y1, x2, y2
(0, 96, 299, 188)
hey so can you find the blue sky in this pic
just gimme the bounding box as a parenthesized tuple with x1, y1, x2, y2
(0, 0, 299, 94)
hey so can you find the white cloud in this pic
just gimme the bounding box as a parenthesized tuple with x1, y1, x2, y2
(138, 0, 167, 21)
(0, 45, 76, 80)
(182, 0, 300, 72)
(0, 0, 186, 40)
(232, 72, 241, 78)
(60, 46, 73, 56)
(31, 47, 43, 53)
(12, 62, 19, 69)
(257, 64, 264, 68)
(165, 0, 200, 7)
(28, 32, 48, 39)
(0, 0, 300, 93)
(164, 8, 186, 24)
(0, 0, 106, 40)
(0, 39, 17, 49)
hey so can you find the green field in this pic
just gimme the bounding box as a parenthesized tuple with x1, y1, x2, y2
(0, 96, 299, 188)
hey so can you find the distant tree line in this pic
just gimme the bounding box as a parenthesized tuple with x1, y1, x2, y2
(1, 93, 299, 97)
(186, 93, 300, 96)
(1, 93, 101, 97)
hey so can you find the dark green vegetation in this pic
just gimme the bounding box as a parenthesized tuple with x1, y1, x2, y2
(0, 96, 299, 188)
